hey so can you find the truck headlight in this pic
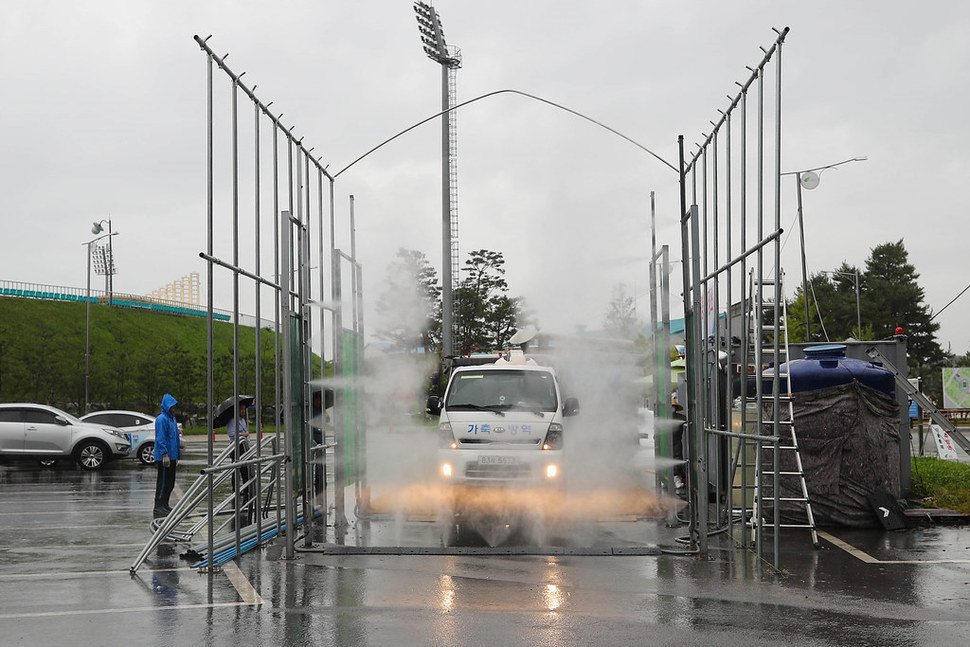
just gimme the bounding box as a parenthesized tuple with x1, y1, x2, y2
(439, 422, 456, 448)
(545, 464, 559, 479)
(441, 463, 453, 477)
(542, 423, 563, 450)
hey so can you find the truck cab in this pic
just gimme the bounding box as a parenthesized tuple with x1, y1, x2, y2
(427, 350, 580, 489)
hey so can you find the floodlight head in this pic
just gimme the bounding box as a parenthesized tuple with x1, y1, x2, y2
(92, 244, 106, 274)
(414, 0, 454, 64)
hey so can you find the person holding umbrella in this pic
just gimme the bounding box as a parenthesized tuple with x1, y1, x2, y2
(226, 400, 252, 447)
(218, 396, 255, 510)
(153, 393, 181, 517)
(212, 394, 256, 451)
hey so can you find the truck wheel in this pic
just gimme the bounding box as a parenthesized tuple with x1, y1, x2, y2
(444, 522, 485, 547)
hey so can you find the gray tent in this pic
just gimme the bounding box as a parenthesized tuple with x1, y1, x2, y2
(765, 380, 900, 528)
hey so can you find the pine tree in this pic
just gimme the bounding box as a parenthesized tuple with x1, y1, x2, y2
(863, 240, 943, 367)
(453, 250, 523, 355)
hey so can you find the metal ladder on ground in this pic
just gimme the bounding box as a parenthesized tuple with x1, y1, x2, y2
(129, 436, 289, 574)
(735, 270, 819, 548)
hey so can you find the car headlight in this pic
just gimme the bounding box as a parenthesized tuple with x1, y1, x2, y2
(105, 428, 126, 439)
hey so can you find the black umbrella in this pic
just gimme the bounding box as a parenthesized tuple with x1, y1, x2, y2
(312, 387, 335, 410)
(212, 394, 256, 428)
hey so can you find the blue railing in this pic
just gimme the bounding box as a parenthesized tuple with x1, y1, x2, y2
(0, 281, 232, 321)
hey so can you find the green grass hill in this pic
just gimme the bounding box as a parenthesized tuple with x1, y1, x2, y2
(0, 296, 307, 419)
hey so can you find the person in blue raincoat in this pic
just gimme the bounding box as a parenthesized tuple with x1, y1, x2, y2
(153, 393, 181, 517)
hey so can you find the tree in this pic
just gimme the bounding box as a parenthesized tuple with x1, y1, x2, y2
(789, 263, 868, 343)
(787, 241, 943, 365)
(787, 240, 948, 402)
(374, 249, 441, 354)
(603, 283, 641, 339)
(453, 249, 523, 355)
(864, 240, 944, 367)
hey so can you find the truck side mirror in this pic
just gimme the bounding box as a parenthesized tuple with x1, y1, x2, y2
(426, 396, 442, 416)
(563, 397, 580, 417)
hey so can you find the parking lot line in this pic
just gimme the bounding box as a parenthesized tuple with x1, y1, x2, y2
(818, 530, 970, 564)
(0, 600, 254, 620)
(222, 561, 263, 606)
(0, 507, 142, 516)
(0, 564, 260, 617)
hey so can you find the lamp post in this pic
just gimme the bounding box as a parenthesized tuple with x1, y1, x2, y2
(823, 269, 862, 339)
(781, 157, 866, 340)
(413, 0, 461, 358)
(91, 218, 115, 300)
(83, 229, 118, 414)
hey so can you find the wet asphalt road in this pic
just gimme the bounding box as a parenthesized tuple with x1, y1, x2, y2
(2, 434, 970, 646)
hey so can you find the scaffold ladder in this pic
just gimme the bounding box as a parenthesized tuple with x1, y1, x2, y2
(737, 271, 819, 548)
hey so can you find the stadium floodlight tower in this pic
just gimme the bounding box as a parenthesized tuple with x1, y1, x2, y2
(413, 0, 462, 358)
(91, 218, 116, 300)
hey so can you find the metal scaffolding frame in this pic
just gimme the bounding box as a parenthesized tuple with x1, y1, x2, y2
(678, 27, 794, 568)
(131, 28, 812, 577)
(136, 37, 368, 580)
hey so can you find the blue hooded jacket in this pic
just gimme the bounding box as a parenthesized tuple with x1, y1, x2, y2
(154, 393, 181, 462)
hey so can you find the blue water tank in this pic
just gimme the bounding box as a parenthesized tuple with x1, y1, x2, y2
(763, 344, 895, 396)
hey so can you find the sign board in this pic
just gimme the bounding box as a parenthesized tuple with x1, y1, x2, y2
(930, 424, 959, 461)
(942, 367, 970, 409)
(867, 490, 907, 531)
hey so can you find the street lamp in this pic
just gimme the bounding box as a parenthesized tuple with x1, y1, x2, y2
(782, 157, 866, 340)
(413, 0, 461, 357)
(822, 269, 862, 339)
(91, 218, 116, 300)
(83, 229, 118, 414)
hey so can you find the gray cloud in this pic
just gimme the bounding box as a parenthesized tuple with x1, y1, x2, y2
(2, 1, 968, 352)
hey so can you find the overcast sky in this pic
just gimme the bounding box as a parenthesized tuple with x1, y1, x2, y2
(3, 1, 969, 354)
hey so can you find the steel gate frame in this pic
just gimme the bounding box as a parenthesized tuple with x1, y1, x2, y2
(193, 36, 365, 569)
(135, 30, 803, 573)
(677, 27, 793, 568)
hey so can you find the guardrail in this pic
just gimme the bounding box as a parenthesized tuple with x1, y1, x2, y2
(914, 409, 970, 426)
(1, 279, 232, 321)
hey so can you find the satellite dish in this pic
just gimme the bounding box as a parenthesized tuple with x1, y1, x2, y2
(800, 170, 820, 190)
(508, 328, 537, 346)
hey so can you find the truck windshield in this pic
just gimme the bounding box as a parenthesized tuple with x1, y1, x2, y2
(445, 369, 558, 412)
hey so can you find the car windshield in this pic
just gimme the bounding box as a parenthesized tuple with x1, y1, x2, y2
(445, 369, 558, 412)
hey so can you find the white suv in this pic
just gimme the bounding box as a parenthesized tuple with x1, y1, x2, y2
(0, 403, 131, 470)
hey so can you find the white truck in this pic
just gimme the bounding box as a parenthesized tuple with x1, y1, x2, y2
(426, 349, 579, 544)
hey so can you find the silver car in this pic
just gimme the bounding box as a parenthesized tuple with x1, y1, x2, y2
(0, 403, 131, 470)
(80, 410, 185, 465)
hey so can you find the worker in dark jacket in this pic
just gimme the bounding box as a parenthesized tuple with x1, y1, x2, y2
(153, 393, 181, 517)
